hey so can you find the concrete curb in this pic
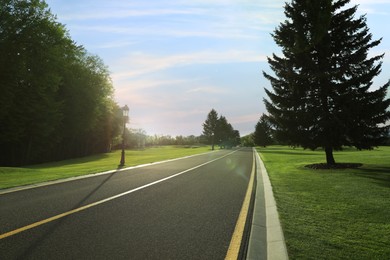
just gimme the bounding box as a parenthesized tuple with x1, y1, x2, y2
(246, 148, 288, 260)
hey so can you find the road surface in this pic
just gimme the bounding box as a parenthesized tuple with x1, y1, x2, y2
(0, 148, 254, 259)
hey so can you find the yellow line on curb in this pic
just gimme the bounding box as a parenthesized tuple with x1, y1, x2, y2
(0, 150, 239, 240)
(225, 150, 255, 260)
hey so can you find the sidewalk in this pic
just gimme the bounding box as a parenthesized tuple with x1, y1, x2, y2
(246, 149, 289, 260)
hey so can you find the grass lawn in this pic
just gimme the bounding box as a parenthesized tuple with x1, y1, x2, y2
(0, 145, 211, 190)
(257, 146, 390, 259)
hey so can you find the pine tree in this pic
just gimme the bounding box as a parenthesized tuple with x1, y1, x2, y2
(254, 114, 273, 147)
(216, 115, 233, 148)
(202, 110, 241, 149)
(202, 109, 219, 150)
(264, 0, 390, 165)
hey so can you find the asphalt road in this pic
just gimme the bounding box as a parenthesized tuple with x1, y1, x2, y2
(0, 148, 254, 259)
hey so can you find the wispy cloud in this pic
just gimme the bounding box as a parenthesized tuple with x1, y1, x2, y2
(93, 41, 137, 49)
(70, 24, 262, 40)
(351, 0, 390, 15)
(59, 8, 205, 21)
(231, 114, 262, 125)
(353, 0, 390, 4)
(112, 50, 267, 79)
(57, 0, 285, 42)
(46, 0, 389, 136)
(187, 87, 228, 94)
(112, 78, 193, 91)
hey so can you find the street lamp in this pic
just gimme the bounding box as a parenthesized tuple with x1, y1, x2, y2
(120, 105, 129, 167)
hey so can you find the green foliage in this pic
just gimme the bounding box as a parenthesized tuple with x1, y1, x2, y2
(240, 134, 255, 147)
(119, 132, 203, 148)
(202, 108, 219, 150)
(264, 0, 390, 165)
(258, 146, 390, 259)
(0, 0, 120, 166)
(127, 128, 147, 149)
(57, 51, 117, 159)
(253, 114, 273, 147)
(202, 109, 240, 149)
(215, 115, 240, 148)
(0, 0, 67, 164)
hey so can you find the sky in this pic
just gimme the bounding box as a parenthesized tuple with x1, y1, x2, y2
(45, 0, 390, 137)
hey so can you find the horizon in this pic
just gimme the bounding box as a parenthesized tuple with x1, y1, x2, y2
(46, 0, 390, 137)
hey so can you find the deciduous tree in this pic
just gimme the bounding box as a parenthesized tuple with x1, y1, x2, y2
(0, 0, 119, 165)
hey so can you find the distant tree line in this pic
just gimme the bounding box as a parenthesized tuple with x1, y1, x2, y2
(144, 134, 203, 147)
(240, 134, 255, 147)
(0, 0, 122, 166)
(114, 129, 204, 150)
(249, 113, 390, 148)
(202, 109, 240, 150)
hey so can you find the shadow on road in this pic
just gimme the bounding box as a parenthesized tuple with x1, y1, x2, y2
(16, 170, 119, 259)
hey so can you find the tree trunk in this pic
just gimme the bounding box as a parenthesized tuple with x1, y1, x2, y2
(325, 146, 336, 165)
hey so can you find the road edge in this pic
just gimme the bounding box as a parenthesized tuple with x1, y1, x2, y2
(246, 148, 289, 260)
(0, 149, 240, 240)
(225, 149, 256, 259)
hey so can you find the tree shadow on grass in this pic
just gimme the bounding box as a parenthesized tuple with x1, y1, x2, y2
(352, 166, 390, 188)
(303, 164, 390, 188)
(25, 153, 112, 169)
(258, 149, 320, 156)
(305, 163, 363, 169)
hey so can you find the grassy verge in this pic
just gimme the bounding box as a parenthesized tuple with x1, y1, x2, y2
(0, 145, 211, 190)
(257, 146, 390, 259)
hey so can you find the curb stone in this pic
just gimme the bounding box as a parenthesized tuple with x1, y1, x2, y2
(246, 148, 288, 260)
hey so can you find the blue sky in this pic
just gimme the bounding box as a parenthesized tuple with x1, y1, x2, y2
(45, 0, 390, 136)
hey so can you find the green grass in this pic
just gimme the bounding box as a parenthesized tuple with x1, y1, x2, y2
(257, 146, 390, 259)
(0, 145, 211, 189)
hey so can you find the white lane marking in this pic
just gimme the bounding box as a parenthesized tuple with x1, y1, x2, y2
(0, 150, 219, 195)
(0, 149, 239, 240)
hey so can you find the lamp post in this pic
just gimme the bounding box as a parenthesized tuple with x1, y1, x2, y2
(120, 105, 129, 167)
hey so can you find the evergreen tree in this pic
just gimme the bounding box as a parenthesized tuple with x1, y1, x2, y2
(215, 115, 229, 147)
(202, 109, 241, 149)
(231, 130, 241, 147)
(216, 115, 231, 148)
(254, 114, 273, 147)
(215, 115, 240, 148)
(202, 109, 219, 150)
(264, 0, 390, 165)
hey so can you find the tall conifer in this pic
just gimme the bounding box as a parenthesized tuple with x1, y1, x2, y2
(202, 109, 219, 150)
(264, 0, 390, 165)
(254, 114, 273, 147)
